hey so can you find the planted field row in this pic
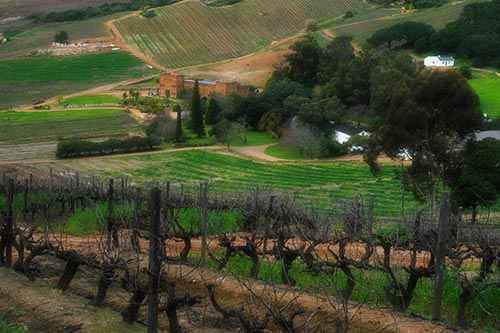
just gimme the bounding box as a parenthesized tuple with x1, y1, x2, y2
(0, 109, 141, 143)
(114, 0, 368, 68)
(50, 149, 421, 216)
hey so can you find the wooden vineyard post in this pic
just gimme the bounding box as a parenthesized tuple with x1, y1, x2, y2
(200, 182, 208, 266)
(107, 179, 118, 248)
(5, 179, 15, 268)
(432, 191, 451, 320)
(148, 187, 162, 333)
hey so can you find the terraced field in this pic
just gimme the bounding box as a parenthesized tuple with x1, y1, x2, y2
(47, 149, 424, 217)
(114, 0, 368, 68)
(332, 0, 480, 44)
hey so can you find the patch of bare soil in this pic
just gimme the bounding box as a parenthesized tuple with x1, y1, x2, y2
(176, 34, 299, 87)
(225, 144, 286, 162)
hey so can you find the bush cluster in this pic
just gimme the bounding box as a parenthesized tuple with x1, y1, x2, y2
(56, 135, 161, 158)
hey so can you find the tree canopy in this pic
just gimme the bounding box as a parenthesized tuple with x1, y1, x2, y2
(365, 70, 482, 204)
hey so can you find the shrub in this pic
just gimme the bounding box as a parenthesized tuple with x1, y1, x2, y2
(56, 135, 161, 158)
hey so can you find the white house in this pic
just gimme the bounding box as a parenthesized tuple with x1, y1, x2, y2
(333, 125, 370, 144)
(424, 55, 455, 67)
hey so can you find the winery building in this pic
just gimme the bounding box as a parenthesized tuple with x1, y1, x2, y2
(159, 73, 250, 98)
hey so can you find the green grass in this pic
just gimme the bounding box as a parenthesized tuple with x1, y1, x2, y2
(49, 149, 424, 216)
(59, 94, 121, 107)
(229, 131, 278, 147)
(114, 0, 368, 68)
(264, 144, 306, 160)
(332, 0, 481, 45)
(0, 313, 27, 333)
(0, 52, 158, 109)
(0, 109, 141, 143)
(468, 73, 500, 118)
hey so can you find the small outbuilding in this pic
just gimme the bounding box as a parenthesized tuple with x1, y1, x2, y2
(424, 55, 455, 67)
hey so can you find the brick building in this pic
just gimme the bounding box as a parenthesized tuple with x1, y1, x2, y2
(159, 73, 250, 98)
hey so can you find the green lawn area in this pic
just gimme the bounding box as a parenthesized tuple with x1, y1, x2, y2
(468, 73, 500, 118)
(59, 94, 121, 107)
(0, 52, 158, 110)
(0, 108, 141, 143)
(230, 130, 278, 147)
(265, 144, 306, 160)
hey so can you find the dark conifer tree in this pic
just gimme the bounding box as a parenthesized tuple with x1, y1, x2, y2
(205, 97, 221, 125)
(174, 104, 183, 142)
(190, 80, 205, 137)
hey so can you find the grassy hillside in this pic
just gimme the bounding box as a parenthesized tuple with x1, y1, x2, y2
(0, 52, 157, 109)
(114, 0, 368, 68)
(468, 73, 500, 118)
(332, 0, 480, 44)
(0, 14, 125, 59)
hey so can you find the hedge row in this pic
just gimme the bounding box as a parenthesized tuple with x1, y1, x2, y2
(56, 135, 161, 158)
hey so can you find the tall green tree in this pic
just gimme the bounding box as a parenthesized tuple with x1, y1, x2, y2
(283, 35, 323, 87)
(205, 97, 221, 125)
(450, 138, 500, 222)
(190, 80, 205, 137)
(174, 104, 183, 143)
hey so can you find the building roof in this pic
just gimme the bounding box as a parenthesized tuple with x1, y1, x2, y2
(185, 79, 216, 85)
(333, 124, 363, 136)
(437, 56, 454, 62)
(476, 130, 500, 141)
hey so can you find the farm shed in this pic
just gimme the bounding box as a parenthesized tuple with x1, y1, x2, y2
(424, 55, 455, 67)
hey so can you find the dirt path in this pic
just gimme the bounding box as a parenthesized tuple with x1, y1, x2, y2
(106, 13, 166, 71)
(228, 144, 285, 162)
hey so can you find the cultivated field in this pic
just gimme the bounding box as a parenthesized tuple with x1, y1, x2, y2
(0, 108, 141, 160)
(113, 0, 368, 68)
(0, 51, 157, 109)
(42, 149, 422, 217)
(332, 0, 480, 44)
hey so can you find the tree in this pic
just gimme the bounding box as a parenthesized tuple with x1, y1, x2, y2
(450, 138, 500, 222)
(283, 35, 323, 87)
(210, 120, 241, 149)
(367, 22, 435, 50)
(282, 125, 323, 159)
(173, 104, 184, 143)
(205, 97, 221, 125)
(189, 80, 205, 137)
(54, 30, 69, 43)
(365, 70, 482, 208)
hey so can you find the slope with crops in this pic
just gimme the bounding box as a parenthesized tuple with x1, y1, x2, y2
(113, 0, 368, 68)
